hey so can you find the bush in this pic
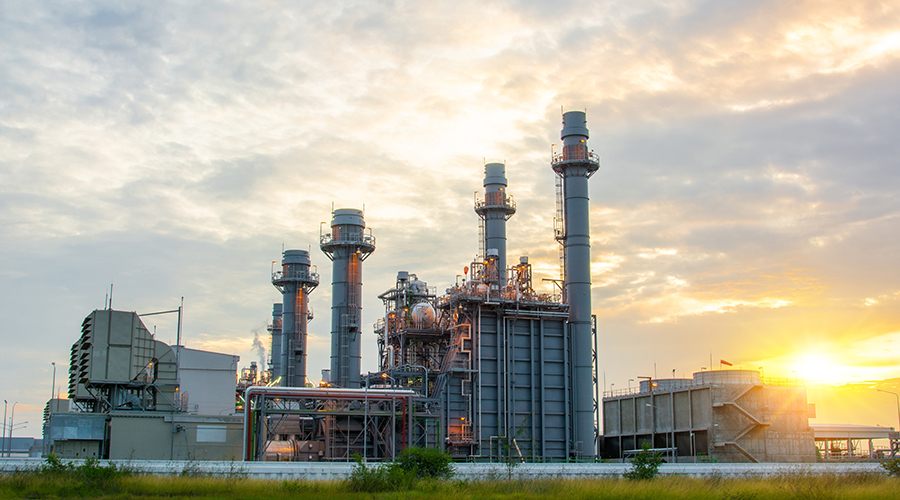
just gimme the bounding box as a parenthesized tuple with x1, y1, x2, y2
(624, 442, 663, 480)
(346, 455, 415, 492)
(346, 448, 453, 492)
(394, 446, 455, 480)
(882, 457, 900, 477)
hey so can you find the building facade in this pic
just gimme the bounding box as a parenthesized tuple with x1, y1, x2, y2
(603, 370, 816, 463)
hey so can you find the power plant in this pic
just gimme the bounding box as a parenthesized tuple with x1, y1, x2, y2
(38, 111, 866, 464)
(250, 110, 601, 461)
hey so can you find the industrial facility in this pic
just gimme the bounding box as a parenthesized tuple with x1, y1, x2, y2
(252, 111, 601, 461)
(602, 370, 817, 463)
(39, 111, 876, 464)
(45, 309, 243, 460)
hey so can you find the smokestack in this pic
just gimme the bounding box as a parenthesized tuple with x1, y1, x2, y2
(321, 208, 375, 388)
(552, 110, 599, 456)
(272, 250, 318, 387)
(475, 162, 516, 282)
(268, 303, 283, 381)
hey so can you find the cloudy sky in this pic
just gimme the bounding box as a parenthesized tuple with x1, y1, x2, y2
(3, 0, 900, 437)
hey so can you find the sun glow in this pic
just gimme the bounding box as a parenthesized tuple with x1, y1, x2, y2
(796, 352, 844, 385)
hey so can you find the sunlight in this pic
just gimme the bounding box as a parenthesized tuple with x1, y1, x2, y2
(796, 352, 842, 384)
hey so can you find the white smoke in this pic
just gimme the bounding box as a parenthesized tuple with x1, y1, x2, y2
(251, 327, 267, 373)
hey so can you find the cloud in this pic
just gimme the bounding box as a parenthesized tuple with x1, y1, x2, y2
(2, 0, 900, 436)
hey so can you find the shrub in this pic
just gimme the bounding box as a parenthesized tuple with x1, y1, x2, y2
(394, 446, 455, 480)
(882, 457, 900, 477)
(346, 455, 416, 493)
(624, 442, 663, 480)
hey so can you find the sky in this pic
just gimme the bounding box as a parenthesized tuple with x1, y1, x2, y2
(2, 0, 900, 437)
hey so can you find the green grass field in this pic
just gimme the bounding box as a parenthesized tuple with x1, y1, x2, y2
(2, 472, 900, 500)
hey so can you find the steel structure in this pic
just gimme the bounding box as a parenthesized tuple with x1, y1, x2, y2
(375, 271, 443, 390)
(272, 250, 319, 387)
(242, 386, 439, 461)
(321, 209, 376, 388)
(552, 110, 600, 457)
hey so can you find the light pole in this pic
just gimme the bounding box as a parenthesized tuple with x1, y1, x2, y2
(8, 402, 18, 457)
(628, 379, 634, 392)
(2, 400, 6, 459)
(877, 389, 900, 432)
(364, 375, 369, 461)
(47, 361, 57, 456)
(50, 362, 57, 402)
(610, 383, 615, 396)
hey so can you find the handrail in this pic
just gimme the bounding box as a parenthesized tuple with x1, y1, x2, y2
(552, 144, 600, 165)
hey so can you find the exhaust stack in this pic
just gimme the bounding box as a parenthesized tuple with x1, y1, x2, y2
(272, 250, 319, 387)
(552, 110, 600, 456)
(321, 209, 376, 388)
(475, 162, 516, 282)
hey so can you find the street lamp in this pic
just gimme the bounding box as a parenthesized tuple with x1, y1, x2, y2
(381, 372, 395, 388)
(2, 400, 6, 459)
(876, 389, 900, 432)
(628, 379, 634, 391)
(8, 402, 18, 458)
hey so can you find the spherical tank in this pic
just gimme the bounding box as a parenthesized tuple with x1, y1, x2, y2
(410, 302, 436, 328)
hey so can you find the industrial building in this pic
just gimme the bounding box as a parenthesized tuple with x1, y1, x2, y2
(249, 111, 601, 461)
(602, 370, 817, 463)
(376, 111, 601, 460)
(44, 309, 243, 460)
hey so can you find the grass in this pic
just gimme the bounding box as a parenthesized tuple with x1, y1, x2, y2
(1, 466, 899, 499)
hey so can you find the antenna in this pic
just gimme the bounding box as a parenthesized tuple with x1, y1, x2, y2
(109, 283, 114, 310)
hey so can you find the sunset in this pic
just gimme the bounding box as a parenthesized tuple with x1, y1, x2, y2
(1, 0, 899, 450)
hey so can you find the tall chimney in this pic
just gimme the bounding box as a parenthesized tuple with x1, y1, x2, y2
(475, 162, 516, 282)
(272, 250, 318, 387)
(552, 110, 600, 456)
(321, 208, 376, 388)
